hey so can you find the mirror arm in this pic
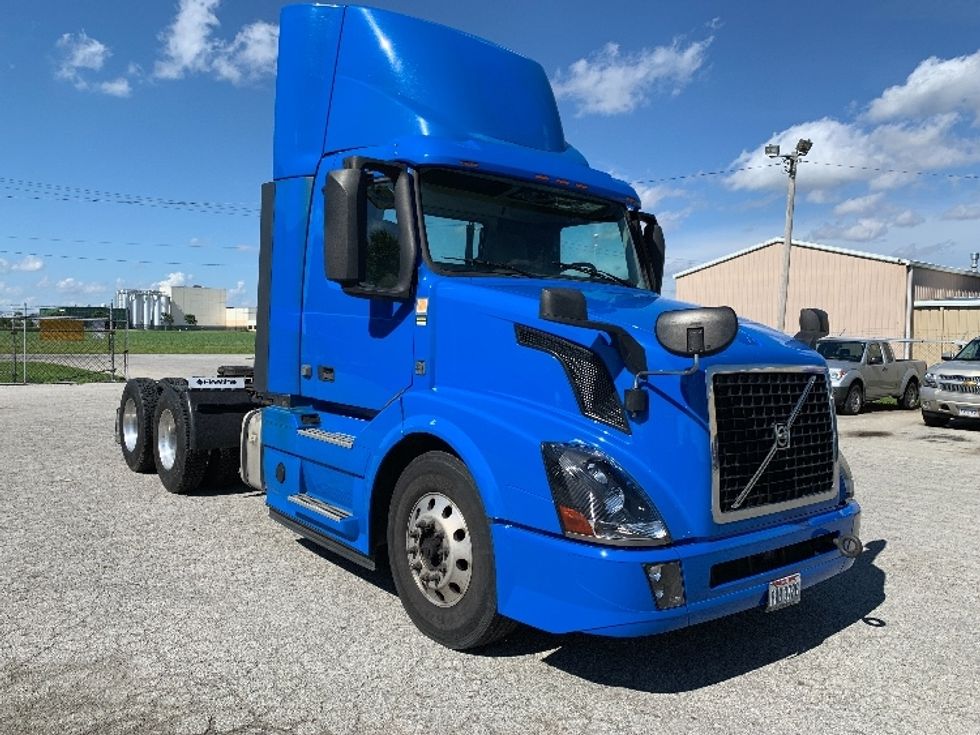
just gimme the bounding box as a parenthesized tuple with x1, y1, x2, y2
(631, 354, 700, 389)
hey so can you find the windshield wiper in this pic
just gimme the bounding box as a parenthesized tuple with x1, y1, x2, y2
(441, 256, 535, 277)
(556, 261, 633, 287)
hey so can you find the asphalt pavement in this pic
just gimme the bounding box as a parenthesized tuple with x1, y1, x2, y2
(0, 382, 977, 734)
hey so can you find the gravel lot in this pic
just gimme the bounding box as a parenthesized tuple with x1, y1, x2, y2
(1, 380, 978, 734)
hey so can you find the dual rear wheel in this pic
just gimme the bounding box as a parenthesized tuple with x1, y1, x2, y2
(117, 379, 239, 494)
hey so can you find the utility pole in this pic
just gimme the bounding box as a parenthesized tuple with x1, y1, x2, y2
(765, 138, 812, 333)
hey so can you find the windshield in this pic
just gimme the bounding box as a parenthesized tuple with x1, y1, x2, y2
(954, 338, 980, 360)
(419, 168, 648, 289)
(816, 340, 866, 362)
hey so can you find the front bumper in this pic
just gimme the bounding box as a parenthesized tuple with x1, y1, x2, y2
(492, 501, 861, 637)
(921, 386, 980, 418)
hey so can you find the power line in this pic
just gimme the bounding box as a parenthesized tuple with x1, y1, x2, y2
(0, 177, 259, 217)
(0, 249, 228, 268)
(800, 159, 980, 181)
(3, 234, 255, 252)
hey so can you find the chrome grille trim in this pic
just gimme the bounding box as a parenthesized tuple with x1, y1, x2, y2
(708, 365, 839, 524)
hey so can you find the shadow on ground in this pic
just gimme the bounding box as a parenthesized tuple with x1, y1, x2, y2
(478, 539, 888, 693)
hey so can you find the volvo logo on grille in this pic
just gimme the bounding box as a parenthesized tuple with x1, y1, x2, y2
(773, 422, 791, 450)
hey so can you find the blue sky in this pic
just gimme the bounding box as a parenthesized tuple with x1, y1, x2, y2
(2, 0, 980, 307)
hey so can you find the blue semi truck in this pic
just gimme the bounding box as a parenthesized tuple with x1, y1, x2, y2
(116, 4, 862, 649)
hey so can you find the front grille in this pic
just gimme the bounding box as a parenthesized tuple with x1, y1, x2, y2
(711, 369, 835, 520)
(936, 377, 980, 395)
(515, 324, 629, 433)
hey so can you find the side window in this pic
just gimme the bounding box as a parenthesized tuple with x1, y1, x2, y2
(364, 179, 401, 289)
(425, 215, 483, 264)
(882, 342, 895, 362)
(867, 342, 883, 365)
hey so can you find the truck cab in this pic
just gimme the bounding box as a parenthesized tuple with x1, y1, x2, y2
(119, 4, 862, 649)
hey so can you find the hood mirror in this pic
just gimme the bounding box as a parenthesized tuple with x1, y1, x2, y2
(655, 306, 738, 357)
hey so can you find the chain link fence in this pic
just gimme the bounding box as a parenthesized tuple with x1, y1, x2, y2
(1, 306, 124, 384)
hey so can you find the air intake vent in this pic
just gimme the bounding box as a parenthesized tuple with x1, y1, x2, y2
(515, 324, 629, 433)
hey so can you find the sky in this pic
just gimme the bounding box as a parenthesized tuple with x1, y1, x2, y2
(2, 0, 980, 308)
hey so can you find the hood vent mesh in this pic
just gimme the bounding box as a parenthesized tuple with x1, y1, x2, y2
(515, 324, 629, 433)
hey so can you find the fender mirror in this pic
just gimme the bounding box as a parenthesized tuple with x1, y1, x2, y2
(655, 306, 738, 357)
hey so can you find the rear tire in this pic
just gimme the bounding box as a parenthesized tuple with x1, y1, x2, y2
(922, 410, 950, 428)
(118, 379, 159, 473)
(841, 383, 864, 415)
(387, 451, 515, 650)
(899, 379, 920, 409)
(153, 386, 208, 494)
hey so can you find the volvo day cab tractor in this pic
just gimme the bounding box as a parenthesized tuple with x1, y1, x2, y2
(116, 4, 863, 650)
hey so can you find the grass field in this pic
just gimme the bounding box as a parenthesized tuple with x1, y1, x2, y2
(121, 330, 255, 354)
(0, 361, 123, 384)
(4, 330, 255, 355)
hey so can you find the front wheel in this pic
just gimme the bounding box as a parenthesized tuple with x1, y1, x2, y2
(922, 410, 950, 428)
(899, 379, 920, 409)
(387, 451, 515, 650)
(841, 383, 864, 415)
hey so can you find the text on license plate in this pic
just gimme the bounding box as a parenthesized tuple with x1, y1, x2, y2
(767, 572, 801, 612)
(960, 407, 979, 418)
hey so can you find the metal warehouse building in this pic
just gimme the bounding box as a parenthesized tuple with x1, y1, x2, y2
(674, 238, 980, 363)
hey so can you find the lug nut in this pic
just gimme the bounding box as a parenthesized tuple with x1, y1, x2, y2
(411, 561, 422, 572)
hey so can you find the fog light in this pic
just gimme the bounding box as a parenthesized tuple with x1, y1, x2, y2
(645, 561, 686, 610)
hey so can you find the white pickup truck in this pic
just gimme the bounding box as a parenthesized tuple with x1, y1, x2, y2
(815, 338, 927, 414)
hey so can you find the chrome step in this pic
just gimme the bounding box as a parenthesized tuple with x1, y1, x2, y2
(287, 493, 351, 522)
(296, 427, 355, 449)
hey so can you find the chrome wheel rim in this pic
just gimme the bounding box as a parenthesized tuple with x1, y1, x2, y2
(849, 388, 861, 413)
(906, 382, 919, 408)
(406, 492, 472, 608)
(157, 409, 177, 471)
(122, 398, 139, 452)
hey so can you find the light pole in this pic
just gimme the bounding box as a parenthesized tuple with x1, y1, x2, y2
(766, 138, 812, 333)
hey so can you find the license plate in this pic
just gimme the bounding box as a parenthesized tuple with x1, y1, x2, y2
(960, 407, 979, 418)
(767, 572, 801, 612)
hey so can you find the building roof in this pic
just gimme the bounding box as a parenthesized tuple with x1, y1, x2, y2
(673, 237, 980, 280)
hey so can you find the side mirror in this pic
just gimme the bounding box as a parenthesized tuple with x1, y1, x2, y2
(655, 306, 738, 357)
(324, 168, 367, 284)
(635, 213, 665, 293)
(941, 352, 954, 361)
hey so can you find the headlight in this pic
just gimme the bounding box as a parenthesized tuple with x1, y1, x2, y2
(923, 372, 937, 388)
(541, 442, 671, 546)
(839, 452, 855, 500)
(829, 368, 848, 381)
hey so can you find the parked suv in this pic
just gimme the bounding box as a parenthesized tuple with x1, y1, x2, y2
(816, 338, 926, 414)
(921, 337, 980, 426)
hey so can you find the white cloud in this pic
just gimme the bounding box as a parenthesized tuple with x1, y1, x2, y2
(155, 0, 278, 85)
(55, 31, 109, 87)
(891, 240, 956, 260)
(56, 277, 106, 295)
(97, 77, 132, 97)
(867, 50, 980, 123)
(811, 218, 889, 243)
(833, 193, 884, 217)
(894, 210, 925, 227)
(942, 202, 980, 220)
(154, 271, 191, 289)
(634, 183, 684, 211)
(11, 256, 44, 272)
(54, 31, 135, 97)
(552, 37, 712, 116)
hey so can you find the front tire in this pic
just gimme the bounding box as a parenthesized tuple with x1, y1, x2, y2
(922, 410, 950, 428)
(387, 451, 515, 650)
(153, 386, 209, 494)
(841, 383, 864, 415)
(118, 379, 159, 473)
(899, 379, 920, 409)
